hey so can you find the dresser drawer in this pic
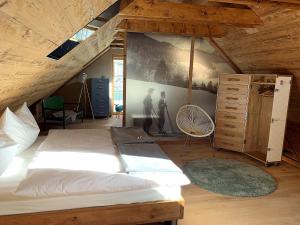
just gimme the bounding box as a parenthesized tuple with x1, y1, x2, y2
(217, 92, 248, 105)
(215, 111, 246, 123)
(214, 137, 244, 152)
(214, 134, 244, 144)
(215, 126, 245, 139)
(217, 101, 248, 114)
(218, 84, 249, 95)
(219, 74, 250, 85)
(216, 120, 246, 133)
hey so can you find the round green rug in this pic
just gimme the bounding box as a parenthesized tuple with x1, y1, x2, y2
(183, 157, 277, 197)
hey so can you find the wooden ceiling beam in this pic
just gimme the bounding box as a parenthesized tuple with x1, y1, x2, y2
(208, 0, 300, 9)
(116, 19, 226, 37)
(95, 16, 109, 22)
(120, 0, 134, 10)
(119, 0, 263, 28)
(113, 31, 125, 40)
(112, 39, 124, 44)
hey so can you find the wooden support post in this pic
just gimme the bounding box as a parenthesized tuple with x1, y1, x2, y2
(122, 32, 128, 127)
(187, 36, 195, 104)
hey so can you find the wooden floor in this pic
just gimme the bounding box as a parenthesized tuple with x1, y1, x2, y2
(58, 119, 300, 225)
(161, 144, 300, 225)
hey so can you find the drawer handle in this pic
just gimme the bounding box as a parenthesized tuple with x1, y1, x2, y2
(226, 88, 239, 91)
(224, 124, 236, 128)
(228, 78, 240, 82)
(224, 133, 235, 137)
(226, 97, 239, 100)
(224, 115, 237, 119)
(225, 106, 237, 110)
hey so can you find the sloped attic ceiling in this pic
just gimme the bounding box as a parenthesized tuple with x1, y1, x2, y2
(1, 0, 299, 126)
(0, 0, 118, 111)
(216, 5, 300, 124)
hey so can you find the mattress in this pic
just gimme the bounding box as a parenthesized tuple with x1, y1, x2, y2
(0, 129, 183, 215)
(110, 127, 154, 145)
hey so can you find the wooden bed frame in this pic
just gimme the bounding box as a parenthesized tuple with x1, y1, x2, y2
(0, 199, 184, 225)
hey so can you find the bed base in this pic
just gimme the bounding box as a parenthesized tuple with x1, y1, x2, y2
(0, 199, 184, 225)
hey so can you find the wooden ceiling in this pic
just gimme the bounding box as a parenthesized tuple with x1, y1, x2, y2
(1, 0, 300, 126)
(0, 0, 118, 111)
(216, 4, 300, 125)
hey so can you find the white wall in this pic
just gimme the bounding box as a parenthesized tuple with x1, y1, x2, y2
(55, 48, 123, 116)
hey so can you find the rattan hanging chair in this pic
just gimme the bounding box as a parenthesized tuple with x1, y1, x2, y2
(176, 105, 215, 138)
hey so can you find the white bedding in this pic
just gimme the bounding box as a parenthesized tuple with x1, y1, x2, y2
(0, 129, 187, 215)
(28, 129, 122, 173)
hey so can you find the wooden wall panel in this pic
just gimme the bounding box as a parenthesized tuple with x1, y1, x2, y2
(0, 0, 117, 112)
(217, 7, 300, 125)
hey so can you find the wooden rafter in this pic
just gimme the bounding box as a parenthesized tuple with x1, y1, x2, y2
(208, 37, 242, 73)
(116, 19, 226, 37)
(208, 0, 300, 9)
(120, 0, 134, 10)
(95, 16, 109, 22)
(119, 0, 263, 27)
(113, 31, 125, 40)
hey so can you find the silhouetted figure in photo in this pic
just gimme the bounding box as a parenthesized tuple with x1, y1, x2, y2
(143, 88, 154, 135)
(158, 91, 166, 134)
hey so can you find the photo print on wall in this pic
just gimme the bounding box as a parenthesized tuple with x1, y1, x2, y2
(126, 33, 234, 135)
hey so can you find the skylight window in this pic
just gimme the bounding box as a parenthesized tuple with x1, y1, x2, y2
(47, 0, 121, 60)
(47, 27, 95, 60)
(70, 28, 95, 42)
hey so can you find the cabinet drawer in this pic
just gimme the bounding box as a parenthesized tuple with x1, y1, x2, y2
(215, 127, 245, 140)
(216, 120, 246, 133)
(219, 74, 250, 85)
(218, 84, 249, 95)
(217, 102, 247, 114)
(214, 137, 244, 152)
(217, 93, 248, 105)
(215, 111, 246, 123)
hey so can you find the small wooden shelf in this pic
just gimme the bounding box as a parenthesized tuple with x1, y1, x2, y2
(244, 151, 267, 163)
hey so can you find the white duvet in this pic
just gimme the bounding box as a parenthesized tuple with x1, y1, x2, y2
(15, 129, 190, 198)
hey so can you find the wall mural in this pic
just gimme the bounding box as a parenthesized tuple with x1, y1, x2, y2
(126, 32, 234, 135)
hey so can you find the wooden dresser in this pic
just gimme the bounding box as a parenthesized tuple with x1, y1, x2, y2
(214, 74, 250, 152)
(214, 74, 292, 166)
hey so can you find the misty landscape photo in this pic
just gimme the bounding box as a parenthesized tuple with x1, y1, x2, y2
(127, 33, 234, 94)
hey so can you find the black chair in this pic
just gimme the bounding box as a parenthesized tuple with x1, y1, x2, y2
(42, 96, 83, 130)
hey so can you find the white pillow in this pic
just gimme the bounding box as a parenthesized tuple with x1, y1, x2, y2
(15, 103, 39, 128)
(0, 131, 18, 175)
(0, 130, 15, 147)
(0, 103, 40, 154)
(15, 169, 156, 198)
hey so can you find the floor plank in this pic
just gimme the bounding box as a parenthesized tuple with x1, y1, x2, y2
(160, 143, 300, 225)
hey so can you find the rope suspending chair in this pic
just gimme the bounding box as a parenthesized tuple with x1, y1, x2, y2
(176, 105, 215, 145)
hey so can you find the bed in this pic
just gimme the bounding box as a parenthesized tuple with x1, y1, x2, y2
(0, 129, 188, 225)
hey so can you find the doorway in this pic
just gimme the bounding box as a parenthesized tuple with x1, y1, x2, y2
(112, 56, 124, 114)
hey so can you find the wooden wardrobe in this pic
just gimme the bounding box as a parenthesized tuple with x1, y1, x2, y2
(214, 74, 292, 166)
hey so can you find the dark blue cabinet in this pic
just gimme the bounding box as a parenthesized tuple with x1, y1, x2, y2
(90, 78, 109, 117)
